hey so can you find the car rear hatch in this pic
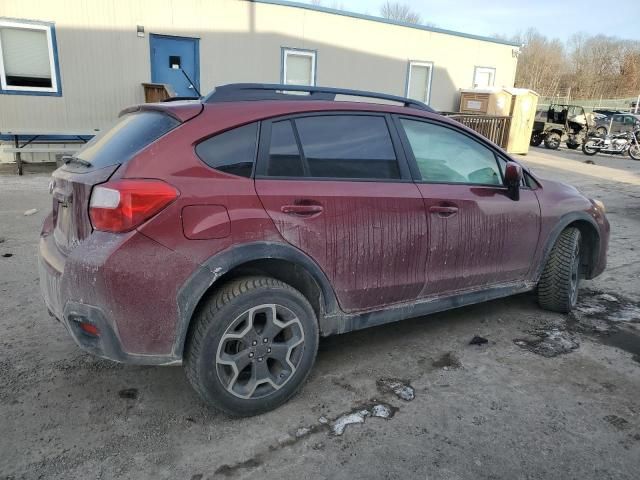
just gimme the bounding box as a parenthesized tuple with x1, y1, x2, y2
(49, 102, 202, 254)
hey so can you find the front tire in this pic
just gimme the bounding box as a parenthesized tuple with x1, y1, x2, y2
(538, 228, 582, 313)
(184, 276, 319, 416)
(582, 140, 599, 156)
(530, 131, 543, 147)
(544, 132, 561, 150)
(629, 144, 640, 161)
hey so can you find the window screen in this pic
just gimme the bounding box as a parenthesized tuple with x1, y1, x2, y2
(283, 50, 315, 86)
(473, 67, 495, 88)
(400, 119, 501, 185)
(294, 115, 400, 179)
(0, 26, 53, 89)
(266, 120, 304, 177)
(195, 122, 258, 178)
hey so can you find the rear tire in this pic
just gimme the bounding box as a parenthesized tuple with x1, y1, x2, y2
(629, 144, 640, 161)
(566, 141, 580, 150)
(538, 228, 582, 313)
(184, 276, 319, 416)
(544, 132, 561, 150)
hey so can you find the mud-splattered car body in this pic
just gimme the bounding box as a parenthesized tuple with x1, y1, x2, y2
(39, 85, 609, 366)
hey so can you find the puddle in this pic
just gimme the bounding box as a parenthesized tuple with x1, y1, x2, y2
(432, 352, 462, 369)
(514, 329, 579, 357)
(604, 414, 630, 431)
(572, 290, 640, 361)
(215, 399, 399, 475)
(331, 402, 397, 436)
(598, 330, 640, 362)
(376, 378, 415, 401)
(118, 388, 138, 400)
(574, 291, 640, 326)
(516, 291, 640, 361)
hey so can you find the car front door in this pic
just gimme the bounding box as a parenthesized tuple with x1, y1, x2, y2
(395, 116, 541, 296)
(254, 113, 428, 312)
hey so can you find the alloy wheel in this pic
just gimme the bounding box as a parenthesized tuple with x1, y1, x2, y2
(216, 304, 305, 399)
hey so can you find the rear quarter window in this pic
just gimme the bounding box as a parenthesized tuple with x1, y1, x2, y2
(195, 122, 259, 178)
(76, 111, 179, 168)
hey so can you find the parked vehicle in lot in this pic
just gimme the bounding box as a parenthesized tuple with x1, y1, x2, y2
(594, 113, 640, 136)
(582, 128, 640, 160)
(530, 104, 594, 150)
(39, 84, 610, 416)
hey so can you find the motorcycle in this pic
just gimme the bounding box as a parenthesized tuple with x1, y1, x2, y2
(582, 128, 640, 160)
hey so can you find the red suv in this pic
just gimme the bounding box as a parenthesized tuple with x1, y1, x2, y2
(39, 84, 609, 416)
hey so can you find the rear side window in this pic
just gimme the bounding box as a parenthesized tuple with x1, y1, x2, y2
(295, 115, 399, 179)
(76, 111, 179, 168)
(196, 122, 258, 178)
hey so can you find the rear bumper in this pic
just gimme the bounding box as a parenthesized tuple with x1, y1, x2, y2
(38, 222, 197, 365)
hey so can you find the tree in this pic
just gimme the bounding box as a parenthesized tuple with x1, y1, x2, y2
(512, 29, 640, 101)
(380, 1, 421, 24)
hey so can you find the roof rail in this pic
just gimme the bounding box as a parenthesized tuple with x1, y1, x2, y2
(203, 83, 435, 112)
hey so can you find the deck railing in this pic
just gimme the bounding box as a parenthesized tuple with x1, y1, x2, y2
(445, 114, 511, 148)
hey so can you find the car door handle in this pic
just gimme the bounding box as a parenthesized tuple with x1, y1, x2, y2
(281, 204, 324, 216)
(429, 205, 458, 217)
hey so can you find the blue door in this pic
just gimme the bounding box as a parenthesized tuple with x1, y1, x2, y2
(150, 34, 200, 97)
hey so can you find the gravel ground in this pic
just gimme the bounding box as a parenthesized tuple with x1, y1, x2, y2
(1, 146, 639, 479)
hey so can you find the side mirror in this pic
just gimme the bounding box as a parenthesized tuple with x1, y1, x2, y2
(504, 161, 523, 201)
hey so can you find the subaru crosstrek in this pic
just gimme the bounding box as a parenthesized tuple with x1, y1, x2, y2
(39, 84, 609, 416)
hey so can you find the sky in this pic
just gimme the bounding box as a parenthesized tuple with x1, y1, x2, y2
(299, 0, 640, 43)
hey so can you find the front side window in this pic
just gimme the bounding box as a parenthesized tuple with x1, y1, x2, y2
(0, 19, 60, 95)
(195, 122, 258, 178)
(406, 61, 433, 104)
(400, 119, 502, 185)
(282, 48, 316, 86)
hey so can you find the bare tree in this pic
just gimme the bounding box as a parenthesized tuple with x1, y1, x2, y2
(310, 0, 345, 9)
(380, 1, 421, 24)
(513, 29, 640, 101)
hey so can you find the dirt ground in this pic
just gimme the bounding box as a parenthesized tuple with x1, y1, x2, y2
(1, 146, 639, 480)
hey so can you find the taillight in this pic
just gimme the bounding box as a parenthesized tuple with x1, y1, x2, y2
(89, 179, 179, 233)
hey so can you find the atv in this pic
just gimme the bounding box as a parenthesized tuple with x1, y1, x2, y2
(530, 104, 595, 150)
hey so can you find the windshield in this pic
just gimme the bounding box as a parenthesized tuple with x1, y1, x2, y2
(75, 111, 179, 168)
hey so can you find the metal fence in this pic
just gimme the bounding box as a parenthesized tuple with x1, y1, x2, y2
(538, 96, 639, 112)
(446, 114, 511, 148)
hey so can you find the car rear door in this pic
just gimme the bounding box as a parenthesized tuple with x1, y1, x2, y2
(254, 112, 428, 312)
(395, 116, 541, 296)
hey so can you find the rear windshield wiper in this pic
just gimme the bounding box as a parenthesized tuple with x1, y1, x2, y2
(62, 155, 91, 167)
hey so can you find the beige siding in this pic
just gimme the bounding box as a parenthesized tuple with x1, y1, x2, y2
(0, 0, 518, 134)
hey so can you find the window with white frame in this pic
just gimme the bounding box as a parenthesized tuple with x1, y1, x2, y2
(282, 48, 316, 86)
(0, 19, 59, 94)
(406, 61, 433, 104)
(473, 66, 495, 88)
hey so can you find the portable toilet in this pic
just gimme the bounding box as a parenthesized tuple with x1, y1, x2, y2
(504, 88, 539, 155)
